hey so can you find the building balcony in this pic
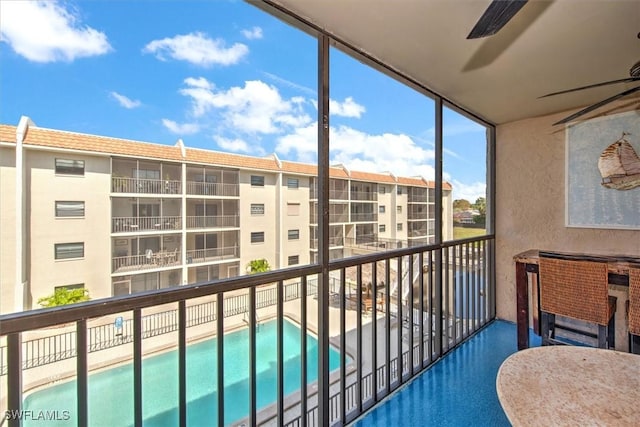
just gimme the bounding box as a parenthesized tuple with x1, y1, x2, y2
(186, 181, 239, 197)
(2, 236, 494, 426)
(111, 250, 181, 273)
(112, 216, 182, 233)
(186, 215, 239, 229)
(350, 190, 377, 201)
(112, 177, 181, 195)
(186, 246, 239, 264)
(350, 213, 378, 222)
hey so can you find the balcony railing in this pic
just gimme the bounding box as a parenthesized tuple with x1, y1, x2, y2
(112, 250, 181, 273)
(186, 181, 239, 197)
(186, 246, 239, 263)
(112, 216, 181, 233)
(1, 236, 494, 427)
(112, 177, 181, 195)
(186, 215, 239, 229)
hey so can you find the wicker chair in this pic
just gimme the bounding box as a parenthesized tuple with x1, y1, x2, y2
(628, 267, 640, 354)
(539, 254, 616, 349)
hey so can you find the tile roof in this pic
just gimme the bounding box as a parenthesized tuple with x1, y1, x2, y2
(350, 170, 396, 184)
(0, 123, 449, 190)
(185, 148, 280, 171)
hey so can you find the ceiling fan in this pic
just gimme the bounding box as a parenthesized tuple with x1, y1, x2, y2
(468, 1, 640, 125)
(540, 60, 640, 126)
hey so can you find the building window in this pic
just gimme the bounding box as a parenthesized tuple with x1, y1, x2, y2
(250, 204, 265, 215)
(55, 159, 84, 176)
(288, 229, 300, 240)
(287, 178, 299, 189)
(55, 242, 84, 260)
(397, 223, 403, 231)
(55, 201, 85, 217)
(251, 175, 265, 187)
(288, 255, 299, 266)
(397, 205, 402, 213)
(250, 232, 265, 243)
(397, 186, 403, 195)
(378, 186, 386, 194)
(379, 205, 386, 214)
(55, 283, 85, 292)
(134, 169, 160, 180)
(379, 224, 386, 233)
(287, 202, 300, 216)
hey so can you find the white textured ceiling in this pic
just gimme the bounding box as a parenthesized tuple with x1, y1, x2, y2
(270, 0, 640, 125)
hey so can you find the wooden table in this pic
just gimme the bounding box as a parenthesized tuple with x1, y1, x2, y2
(514, 250, 640, 350)
(497, 346, 640, 426)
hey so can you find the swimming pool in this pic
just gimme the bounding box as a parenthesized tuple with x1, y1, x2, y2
(23, 318, 343, 426)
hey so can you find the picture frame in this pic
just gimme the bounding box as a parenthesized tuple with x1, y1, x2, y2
(565, 110, 640, 229)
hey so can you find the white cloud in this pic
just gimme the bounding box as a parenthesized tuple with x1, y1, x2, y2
(214, 135, 265, 155)
(143, 32, 248, 66)
(330, 97, 366, 118)
(276, 123, 436, 179)
(162, 119, 200, 135)
(241, 26, 263, 40)
(110, 92, 141, 109)
(262, 72, 315, 96)
(0, 1, 112, 62)
(177, 78, 312, 134)
(450, 179, 486, 202)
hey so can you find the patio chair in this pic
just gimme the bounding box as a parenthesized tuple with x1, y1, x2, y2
(627, 266, 640, 354)
(539, 253, 616, 349)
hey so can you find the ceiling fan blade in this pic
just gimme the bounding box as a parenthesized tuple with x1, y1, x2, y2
(553, 85, 640, 126)
(540, 77, 640, 98)
(467, 0, 528, 39)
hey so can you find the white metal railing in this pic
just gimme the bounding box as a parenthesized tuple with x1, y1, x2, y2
(112, 216, 181, 233)
(186, 215, 239, 228)
(112, 250, 181, 273)
(186, 246, 239, 263)
(186, 181, 239, 197)
(111, 177, 181, 194)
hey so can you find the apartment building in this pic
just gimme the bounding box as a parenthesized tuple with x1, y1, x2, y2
(0, 117, 452, 314)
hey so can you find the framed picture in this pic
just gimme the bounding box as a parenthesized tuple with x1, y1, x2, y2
(115, 239, 128, 246)
(566, 110, 640, 229)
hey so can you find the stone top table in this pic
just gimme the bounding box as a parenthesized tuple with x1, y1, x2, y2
(497, 346, 640, 426)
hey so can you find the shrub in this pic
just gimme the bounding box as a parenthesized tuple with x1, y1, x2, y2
(38, 287, 90, 308)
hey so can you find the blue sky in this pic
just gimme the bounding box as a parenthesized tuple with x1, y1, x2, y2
(0, 0, 487, 202)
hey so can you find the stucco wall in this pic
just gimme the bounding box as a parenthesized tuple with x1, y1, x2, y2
(495, 101, 640, 329)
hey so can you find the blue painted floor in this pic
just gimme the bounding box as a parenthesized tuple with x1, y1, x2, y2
(354, 320, 541, 427)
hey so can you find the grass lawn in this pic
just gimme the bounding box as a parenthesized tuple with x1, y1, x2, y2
(453, 226, 486, 240)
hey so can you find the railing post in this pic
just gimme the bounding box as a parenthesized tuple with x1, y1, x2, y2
(317, 32, 330, 427)
(7, 333, 22, 427)
(77, 320, 88, 427)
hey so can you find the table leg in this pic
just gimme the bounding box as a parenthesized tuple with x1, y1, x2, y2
(516, 261, 529, 350)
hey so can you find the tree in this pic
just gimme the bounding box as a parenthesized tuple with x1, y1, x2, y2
(473, 197, 486, 215)
(38, 287, 90, 308)
(246, 258, 271, 274)
(453, 199, 471, 211)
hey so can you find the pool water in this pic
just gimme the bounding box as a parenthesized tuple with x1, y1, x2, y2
(24, 319, 342, 426)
